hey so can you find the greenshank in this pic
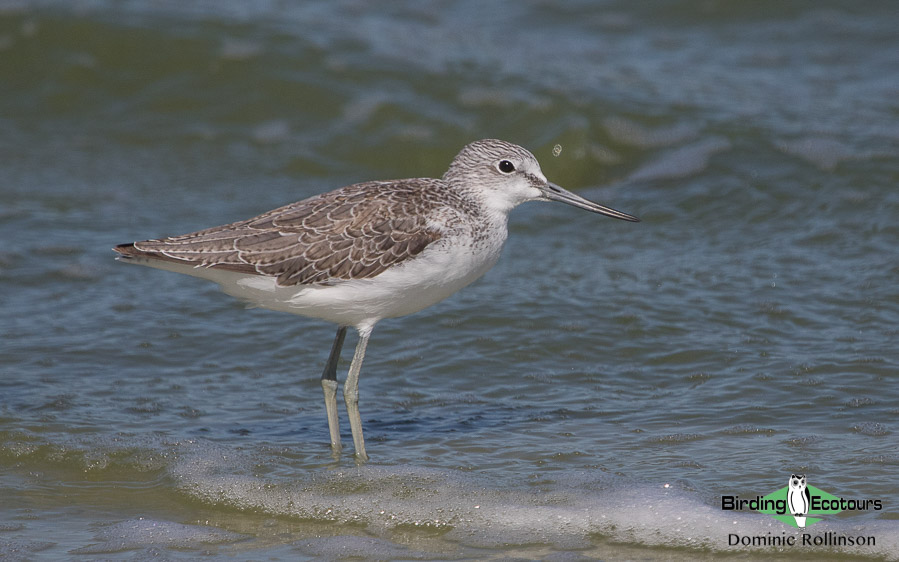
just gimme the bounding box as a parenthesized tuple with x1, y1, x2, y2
(114, 139, 639, 460)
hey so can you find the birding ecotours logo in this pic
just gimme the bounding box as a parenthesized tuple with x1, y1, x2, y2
(721, 474, 882, 528)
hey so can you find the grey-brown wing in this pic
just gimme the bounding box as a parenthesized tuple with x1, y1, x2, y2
(115, 180, 443, 287)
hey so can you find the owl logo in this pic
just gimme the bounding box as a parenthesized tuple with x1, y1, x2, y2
(788, 474, 810, 527)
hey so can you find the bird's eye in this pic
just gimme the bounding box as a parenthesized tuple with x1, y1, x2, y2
(497, 160, 515, 174)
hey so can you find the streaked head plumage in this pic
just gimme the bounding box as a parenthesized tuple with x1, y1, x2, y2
(444, 138, 639, 222)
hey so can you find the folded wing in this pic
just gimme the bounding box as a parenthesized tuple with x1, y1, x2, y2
(114, 180, 443, 287)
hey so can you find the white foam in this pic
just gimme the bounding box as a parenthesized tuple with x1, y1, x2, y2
(70, 518, 247, 555)
(171, 444, 899, 558)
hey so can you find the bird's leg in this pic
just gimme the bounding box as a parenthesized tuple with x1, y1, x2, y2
(321, 326, 347, 453)
(344, 326, 372, 461)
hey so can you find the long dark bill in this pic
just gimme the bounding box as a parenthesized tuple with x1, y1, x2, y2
(541, 182, 640, 222)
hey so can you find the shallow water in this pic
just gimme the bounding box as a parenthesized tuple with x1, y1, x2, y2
(1, 1, 898, 559)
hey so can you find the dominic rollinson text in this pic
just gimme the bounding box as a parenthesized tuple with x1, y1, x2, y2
(728, 532, 875, 547)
